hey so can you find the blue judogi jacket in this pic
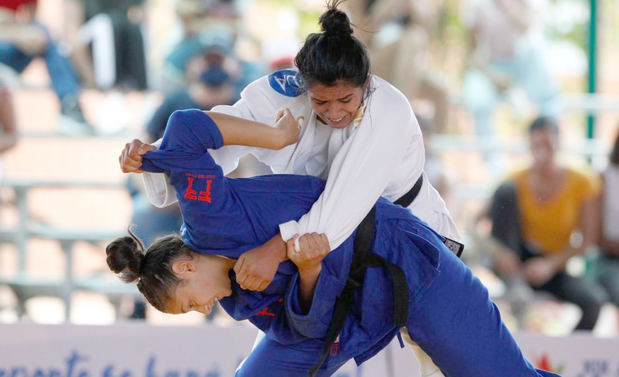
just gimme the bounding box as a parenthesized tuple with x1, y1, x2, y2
(139, 109, 443, 367)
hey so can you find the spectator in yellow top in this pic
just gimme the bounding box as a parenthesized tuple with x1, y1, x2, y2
(486, 116, 608, 331)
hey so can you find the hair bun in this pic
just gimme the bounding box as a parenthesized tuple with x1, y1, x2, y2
(106, 236, 144, 283)
(319, 8, 353, 37)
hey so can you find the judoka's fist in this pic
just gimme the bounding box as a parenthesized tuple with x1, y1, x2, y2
(119, 139, 156, 173)
(275, 108, 301, 147)
(286, 233, 330, 272)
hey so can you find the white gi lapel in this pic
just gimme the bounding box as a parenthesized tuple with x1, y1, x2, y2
(283, 95, 315, 173)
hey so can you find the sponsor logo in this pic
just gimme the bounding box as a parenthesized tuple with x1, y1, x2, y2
(536, 354, 563, 374)
(268, 69, 305, 97)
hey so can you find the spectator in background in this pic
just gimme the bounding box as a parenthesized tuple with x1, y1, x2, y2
(347, 0, 451, 132)
(591, 131, 619, 308)
(161, 0, 264, 99)
(62, 0, 147, 134)
(0, 77, 17, 178)
(0, 0, 93, 135)
(63, 0, 148, 91)
(485, 116, 607, 331)
(461, 0, 560, 140)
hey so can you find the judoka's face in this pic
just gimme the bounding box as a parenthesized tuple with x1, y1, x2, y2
(166, 254, 233, 315)
(308, 79, 368, 129)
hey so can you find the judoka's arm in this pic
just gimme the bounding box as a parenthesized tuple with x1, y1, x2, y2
(285, 233, 330, 312)
(208, 110, 300, 150)
(120, 75, 287, 207)
(285, 233, 341, 339)
(119, 109, 298, 168)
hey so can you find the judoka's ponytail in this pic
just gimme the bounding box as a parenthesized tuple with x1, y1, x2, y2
(106, 231, 192, 312)
(295, 0, 369, 88)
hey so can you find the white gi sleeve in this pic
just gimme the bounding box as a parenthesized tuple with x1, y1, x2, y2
(279, 85, 424, 250)
(141, 138, 177, 208)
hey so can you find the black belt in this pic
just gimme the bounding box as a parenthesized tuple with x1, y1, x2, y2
(395, 175, 424, 207)
(399, 176, 464, 257)
(308, 177, 423, 376)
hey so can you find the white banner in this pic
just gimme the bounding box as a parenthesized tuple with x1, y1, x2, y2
(1, 323, 618, 376)
(0, 323, 416, 377)
(513, 332, 619, 377)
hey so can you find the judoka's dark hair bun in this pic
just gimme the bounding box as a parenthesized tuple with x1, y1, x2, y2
(106, 230, 193, 312)
(106, 235, 144, 283)
(320, 6, 353, 37)
(295, 0, 370, 88)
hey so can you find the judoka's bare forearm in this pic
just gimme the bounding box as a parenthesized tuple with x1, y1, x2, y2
(286, 233, 330, 313)
(297, 266, 322, 313)
(206, 110, 300, 150)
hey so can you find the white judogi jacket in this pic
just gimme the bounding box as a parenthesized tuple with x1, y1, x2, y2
(143, 70, 459, 250)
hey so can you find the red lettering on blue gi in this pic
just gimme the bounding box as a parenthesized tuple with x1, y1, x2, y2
(256, 306, 276, 317)
(330, 342, 340, 356)
(184, 173, 213, 203)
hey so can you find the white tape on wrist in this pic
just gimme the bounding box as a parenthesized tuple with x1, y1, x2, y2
(294, 237, 301, 254)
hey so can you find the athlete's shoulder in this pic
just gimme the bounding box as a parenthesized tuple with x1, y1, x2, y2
(266, 69, 306, 97)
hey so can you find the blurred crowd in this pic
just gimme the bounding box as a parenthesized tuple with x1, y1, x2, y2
(0, 0, 617, 334)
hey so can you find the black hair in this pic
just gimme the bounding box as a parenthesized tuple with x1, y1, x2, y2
(106, 230, 192, 312)
(295, 0, 370, 88)
(611, 130, 619, 166)
(528, 115, 559, 135)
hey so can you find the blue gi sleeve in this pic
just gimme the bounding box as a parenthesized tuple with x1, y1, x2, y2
(139, 109, 225, 173)
(284, 269, 341, 339)
(160, 109, 224, 152)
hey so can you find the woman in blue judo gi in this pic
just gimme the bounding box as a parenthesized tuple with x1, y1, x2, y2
(107, 108, 560, 377)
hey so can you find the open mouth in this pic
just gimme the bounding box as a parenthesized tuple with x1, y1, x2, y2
(328, 115, 345, 123)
